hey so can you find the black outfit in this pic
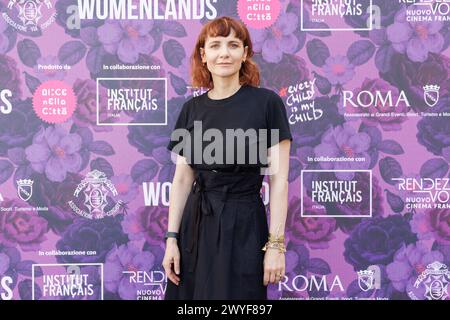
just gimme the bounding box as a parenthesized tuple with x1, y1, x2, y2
(165, 85, 292, 300)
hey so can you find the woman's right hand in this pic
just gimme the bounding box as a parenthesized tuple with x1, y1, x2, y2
(163, 238, 181, 286)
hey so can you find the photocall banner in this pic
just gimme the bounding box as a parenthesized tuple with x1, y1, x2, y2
(0, 0, 449, 301)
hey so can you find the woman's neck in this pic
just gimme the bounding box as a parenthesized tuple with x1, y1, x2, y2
(208, 76, 242, 100)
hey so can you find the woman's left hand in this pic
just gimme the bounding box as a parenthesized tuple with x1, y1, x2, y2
(263, 248, 285, 286)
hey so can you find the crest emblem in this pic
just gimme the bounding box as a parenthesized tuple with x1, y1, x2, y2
(357, 269, 375, 292)
(68, 170, 123, 219)
(18, 0, 42, 26)
(4, 0, 55, 33)
(17, 179, 34, 202)
(423, 85, 440, 107)
(411, 261, 450, 300)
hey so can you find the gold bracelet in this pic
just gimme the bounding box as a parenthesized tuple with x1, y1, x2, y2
(262, 241, 286, 254)
(268, 233, 285, 243)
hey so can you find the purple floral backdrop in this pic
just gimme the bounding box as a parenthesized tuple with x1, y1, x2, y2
(0, 0, 449, 300)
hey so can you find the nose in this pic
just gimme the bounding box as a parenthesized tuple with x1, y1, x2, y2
(218, 45, 230, 58)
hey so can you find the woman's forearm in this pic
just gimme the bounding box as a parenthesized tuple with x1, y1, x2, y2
(167, 177, 194, 233)
(266, 140, 290, 238)
(268, 178, 289, 237)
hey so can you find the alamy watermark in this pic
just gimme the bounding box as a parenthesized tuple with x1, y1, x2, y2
(169, 120, 284, 175)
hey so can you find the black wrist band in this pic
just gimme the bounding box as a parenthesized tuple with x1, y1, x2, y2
(165, 232, 179, 240)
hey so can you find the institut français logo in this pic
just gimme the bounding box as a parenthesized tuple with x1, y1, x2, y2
(409, 261, 450, 300)
(301, 0, 374, 31)
(301, 170, 373, 218)
(32, 263, 103, 300)
(2, 0, 57, 33)
(96, 78, 167, 126)
(68, 170, 123, 220)
(423, 85, 440, 107)
(17, 179, 34, 202)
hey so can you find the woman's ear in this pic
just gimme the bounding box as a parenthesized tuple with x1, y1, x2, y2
(243, 45, 248, 60)
(200, 47, 206, 63)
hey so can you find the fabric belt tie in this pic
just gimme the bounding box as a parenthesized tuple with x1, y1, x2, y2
(187, 172, 238, 273)
(186, 166, 264, 273)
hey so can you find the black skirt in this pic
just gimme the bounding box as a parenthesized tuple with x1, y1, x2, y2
(164, 168, 269, 300)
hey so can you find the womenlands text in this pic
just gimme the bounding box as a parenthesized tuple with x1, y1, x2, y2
(77, 0, 218, 20)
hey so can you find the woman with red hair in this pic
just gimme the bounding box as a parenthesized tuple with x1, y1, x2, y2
(163, 16, 292, 300)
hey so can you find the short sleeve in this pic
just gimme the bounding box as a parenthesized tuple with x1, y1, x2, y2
(167, 102, 191, 156)
(266, 92, 293, 149)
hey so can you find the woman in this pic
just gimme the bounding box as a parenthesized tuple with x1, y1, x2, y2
(163, 16, 292, 300)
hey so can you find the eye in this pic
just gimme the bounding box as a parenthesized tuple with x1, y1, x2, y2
(210, 44, 219, 48)
(230, 43, 239, 48)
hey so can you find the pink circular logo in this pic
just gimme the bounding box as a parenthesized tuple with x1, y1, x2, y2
(33, 80, 76, 124)
(237, 0, 281, 29)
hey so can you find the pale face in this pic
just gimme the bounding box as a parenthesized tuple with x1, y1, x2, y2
(200, 29, 248, 81)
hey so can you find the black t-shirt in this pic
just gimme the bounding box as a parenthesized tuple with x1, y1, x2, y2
(167, 84, 292, 171)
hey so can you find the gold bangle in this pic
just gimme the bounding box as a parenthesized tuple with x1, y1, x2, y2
(268, 233, 285, 243)
(262, 241, 286, 254)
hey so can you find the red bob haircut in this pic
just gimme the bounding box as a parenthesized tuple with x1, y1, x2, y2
(191, 16, 260, 89)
